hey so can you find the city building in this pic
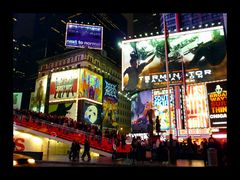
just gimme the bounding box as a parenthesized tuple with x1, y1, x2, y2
(35, 48, 131, 134)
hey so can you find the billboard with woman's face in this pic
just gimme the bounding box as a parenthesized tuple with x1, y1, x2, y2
(79, 68, 103, 103)
(122, 26, 226, 92)
(49, 69, 79, 102)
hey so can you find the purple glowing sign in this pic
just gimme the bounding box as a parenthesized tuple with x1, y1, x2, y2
(65, 23, 103, 50)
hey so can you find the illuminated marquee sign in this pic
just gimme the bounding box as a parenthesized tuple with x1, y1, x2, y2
(65, 23, 103, 50)
(122, 26, 226, 92)
(206, 81, 227, 127)
(141, 69, 212, 89)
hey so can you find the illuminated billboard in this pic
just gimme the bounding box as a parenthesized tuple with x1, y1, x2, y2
(34, 75, 48, 113)
(206, 81, 227, 127)
(102, 79, 119, 128)
(185, 84, 209, 129)
(153, 88, 175, 131)
(131, 90, 153, 133)
(79, 68, 103, 103)
(65, 23, 103, 50)
(48, 101, 77, 120)
(82, 101, 102, 125)
(122, 26, 226, 91)
(49, 69, 79, 102)
(13, 92, 22, 110)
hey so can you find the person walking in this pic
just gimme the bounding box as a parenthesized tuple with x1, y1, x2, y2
(81, 138, 91, 161)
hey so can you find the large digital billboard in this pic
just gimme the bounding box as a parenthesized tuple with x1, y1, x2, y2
(185, 84, 209, 129)
(102, 79, 119, 128)
(48, 101, 77, 120)
(153, 88, 175, 131)
(79, 68, 103, 103)
(131, 90, 153, 133)
(122, 26, 226, 91)
(34, 75, 48, 113)
(49, 69, 79, 102)
(206, 81, 227, 128)
(13, 92, 22, 110)
(65, 23, 103, 50)
(82, 101, 102, 125)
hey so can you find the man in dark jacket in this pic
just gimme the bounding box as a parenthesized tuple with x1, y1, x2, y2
(81, 138, 91, 161)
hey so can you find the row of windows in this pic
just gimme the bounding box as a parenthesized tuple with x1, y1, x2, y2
(88, 55, 121, 79)
(118, 109, 130, 117)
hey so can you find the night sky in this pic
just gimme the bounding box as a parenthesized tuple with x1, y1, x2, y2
(13, 13, 36, 39)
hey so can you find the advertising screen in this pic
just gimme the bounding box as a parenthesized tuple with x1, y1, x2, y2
(13, 92, 22, 110)
(153, 88, 175, 131)
(206, 81, 227, 127)
(29, 92, 36, 111)
(34, 75, 48, 113)
(122, 26, 226, 91)
(131, 90, 153, 133)
(79, 68, 103, 103)
(102, 79, 119, 128)
(65, 23, 103, 50)
(49, 69, 79, 102)
(186, 84, 209, 129)
(48, 101, 77, 120)
(83, 101, 102, 125)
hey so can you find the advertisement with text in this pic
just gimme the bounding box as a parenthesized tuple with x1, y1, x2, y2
(122, 26, 226, 92)
(206, 81, 227, 128)
(186, 84, 209, 129)
(153, 88, 175, 132)
(102, 79, 119, 128)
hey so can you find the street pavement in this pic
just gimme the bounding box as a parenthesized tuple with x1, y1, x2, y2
(36, 154, 205, 167)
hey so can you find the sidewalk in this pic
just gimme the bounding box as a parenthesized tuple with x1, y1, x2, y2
(38, 154, 205, 167)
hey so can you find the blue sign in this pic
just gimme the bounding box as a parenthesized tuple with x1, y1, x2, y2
(65, 23, 103, 50)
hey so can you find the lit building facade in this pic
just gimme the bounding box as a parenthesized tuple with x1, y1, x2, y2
(121, 25, 227, 139)
(34, 48, 131, 134)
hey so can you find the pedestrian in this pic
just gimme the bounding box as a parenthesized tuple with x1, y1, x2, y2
(81, 138, 91, 161)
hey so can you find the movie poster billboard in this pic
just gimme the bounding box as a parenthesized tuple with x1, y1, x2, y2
(185, 84, 209, 129)
(153, 88, 175, 131)
(34, 75, 48, 113)
(122, 26, 226, 91)
(206, 81, 227, 127)
(131, 90, 153, 133)
(29, 92, 36, 111)
(82, 101, 102, 125)
(48, 101, 77, 120)
(65, 23, 103, 50)
(13, 92, 22, 110)
(49, 69, 79, 102)
(79, 68, 103, 103)
(102, 79, 119, 128)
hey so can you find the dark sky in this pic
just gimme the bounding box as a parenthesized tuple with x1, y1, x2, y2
(13, 13, 36, 39)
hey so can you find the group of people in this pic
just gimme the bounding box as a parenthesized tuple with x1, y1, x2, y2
(69, 138, 91, 161)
